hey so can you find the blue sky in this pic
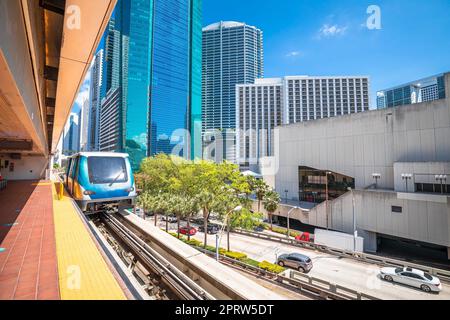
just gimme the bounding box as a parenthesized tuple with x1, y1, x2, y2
(204, 0, 450, 108)
(73, 0, 450, 113)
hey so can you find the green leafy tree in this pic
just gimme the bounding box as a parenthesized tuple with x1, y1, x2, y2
(138, 154, 179, 194)
(136, 155, 258, 250)
(138, 192, 170, 229)
(230, 208, 263, 231)
(182, 196, 201, 241)
(167, 195, 186, 238)
(263, 191, 281, 230)
(214, 186, 241, 252)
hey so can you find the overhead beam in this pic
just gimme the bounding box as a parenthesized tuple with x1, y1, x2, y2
(44, 65, 59, 81)
(52, 0, 117, 153)
(0, 139, 33, 151)
(39, 0, 66, 15)
(45, 97, 56, 107)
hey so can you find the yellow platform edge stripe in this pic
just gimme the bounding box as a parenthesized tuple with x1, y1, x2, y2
(52, 182, 126, 300)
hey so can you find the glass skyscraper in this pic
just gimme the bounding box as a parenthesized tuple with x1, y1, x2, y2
(377, 74, 446, 109)
(93, 0, 202, 170)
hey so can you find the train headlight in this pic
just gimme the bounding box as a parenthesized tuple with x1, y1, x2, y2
(126, 187, 135, 193)
(83, 190, 96, 195)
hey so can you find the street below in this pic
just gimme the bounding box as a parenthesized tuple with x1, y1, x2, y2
(149, 216, 450, 300)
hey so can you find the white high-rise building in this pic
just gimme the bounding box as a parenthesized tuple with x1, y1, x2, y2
(79, 98, 90, 151)
(202, 21, 264, 163)
(62, 112, 80, 156)
(237, 76, 370, 170)
(99, 87, 121, 152)
(88, 49, 104, 151)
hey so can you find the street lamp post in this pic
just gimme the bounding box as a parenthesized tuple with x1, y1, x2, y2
(435, 175, 447, 194)
(215, 233, 219, 262)
(372, 173, 381, 189)
(347, 187, 357, 252)
(286, 206, 298, 239)
(401, 173, 413, 192)
(325, 171, 332, 230)
(216, 205, 243, 261)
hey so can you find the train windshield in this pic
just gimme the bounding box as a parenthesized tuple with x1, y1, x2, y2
(87, 157, 128, 184)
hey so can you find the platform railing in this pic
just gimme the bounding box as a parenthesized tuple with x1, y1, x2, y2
(0, 179, 7, 191)
(232, 228, 450, 282)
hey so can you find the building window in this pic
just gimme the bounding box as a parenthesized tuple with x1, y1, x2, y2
(298, 166, 355, 203)
(391, 206, 402, 213)
(415, 183, 449, 194)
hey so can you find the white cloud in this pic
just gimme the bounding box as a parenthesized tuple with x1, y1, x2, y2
(74, 67, 92, 107)
(285, 51, 302, 58)
(317, 24, 348, 38)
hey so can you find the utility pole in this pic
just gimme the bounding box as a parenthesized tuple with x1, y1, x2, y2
(215, 234, 219, 261)
(325, 171, 331, 230)
(348, 187, 357, 252)
(286, 206, 297, 239)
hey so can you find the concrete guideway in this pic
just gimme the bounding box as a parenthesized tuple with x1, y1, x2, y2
(121, 213, 285, 300)
(232, 268, 312, 300)
(186, 227, 450, 300)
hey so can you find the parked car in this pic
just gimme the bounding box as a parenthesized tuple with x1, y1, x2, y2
(161, 215, 178, 223)
(380, 267, 442, 293)
(191, 218, 205, 225)
(179, 226, 197, 236)
(134, 207, 145, 217)
(253, 226, 265, 232)
(198, 224, 219, 234)
(277, 253, 313, 273)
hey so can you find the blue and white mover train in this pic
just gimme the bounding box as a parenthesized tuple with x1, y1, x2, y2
(65, 152, 137, 213)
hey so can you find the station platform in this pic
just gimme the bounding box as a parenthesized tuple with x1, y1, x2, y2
(0, 180, 128, 300)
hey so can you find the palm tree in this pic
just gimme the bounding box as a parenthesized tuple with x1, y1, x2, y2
(251, 178, 270, 212)
(197, 191, 215, 248)
(169, 196, 182, 239)
(263, 191, 280, 230)
(183, 196, 200, 241)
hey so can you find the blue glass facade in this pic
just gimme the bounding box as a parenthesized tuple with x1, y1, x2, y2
(376, 74, 446, 109)
(150, 0, 189, 156)
(95, 0, 202, 170)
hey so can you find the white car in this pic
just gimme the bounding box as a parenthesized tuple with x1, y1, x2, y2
(380, 267, 442, 293)
(161, 215, 178, 223)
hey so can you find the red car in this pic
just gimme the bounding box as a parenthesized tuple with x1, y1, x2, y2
(295, 232, 311, 242)
(179, 226, 197, 236)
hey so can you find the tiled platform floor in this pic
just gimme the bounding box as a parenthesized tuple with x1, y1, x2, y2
(0, 180, 59, 300)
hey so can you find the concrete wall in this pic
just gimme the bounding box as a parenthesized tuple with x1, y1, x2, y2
(394, 162, 450, 192)
(255, 189, 450, 248)
(275, 73, 450, 200)
(0, 154, 48, 180)
(272, 73, 450, 249)
(0, 1, 48, 155)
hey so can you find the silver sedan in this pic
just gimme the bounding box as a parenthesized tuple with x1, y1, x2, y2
(380, 267, 442, 293)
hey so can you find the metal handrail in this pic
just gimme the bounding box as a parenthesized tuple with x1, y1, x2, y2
(196, 247, 379, 300)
